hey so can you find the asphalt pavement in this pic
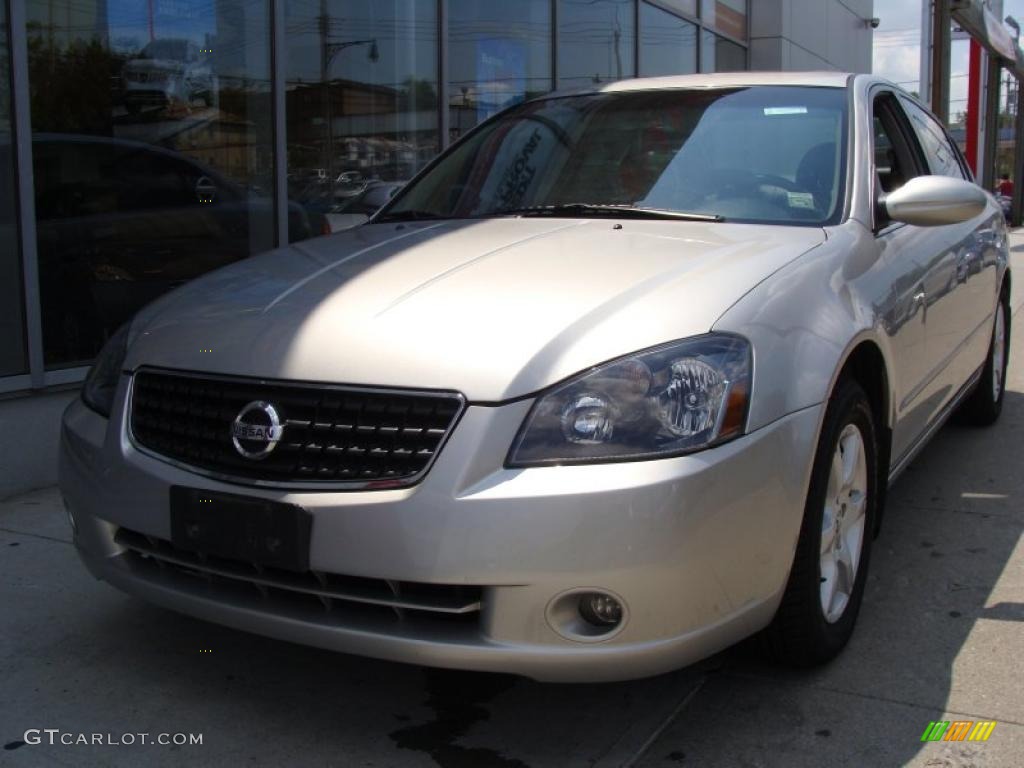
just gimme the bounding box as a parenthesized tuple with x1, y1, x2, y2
(2, 237, 1024, 768)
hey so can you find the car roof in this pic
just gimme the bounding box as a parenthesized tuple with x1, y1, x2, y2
(547, 71, 854, 99)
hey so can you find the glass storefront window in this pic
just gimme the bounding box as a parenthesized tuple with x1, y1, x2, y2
(701, 0, 747, 40)
(9, 0, 752, 377)
(449, 0, 551, 141)
(284, 0, 438, 241)
(0, 0, 27, 377)
(26, 0, 275, 369)
(639, 2, 698, 77)
(557, 0, 636, 88)
(701, 30, 746, 72)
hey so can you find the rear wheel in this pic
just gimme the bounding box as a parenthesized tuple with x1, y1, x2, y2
(762, 379, 878, 666)
(961, 293, 1010, 426)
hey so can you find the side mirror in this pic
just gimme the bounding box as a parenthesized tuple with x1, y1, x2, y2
(883, 175, 987, 227)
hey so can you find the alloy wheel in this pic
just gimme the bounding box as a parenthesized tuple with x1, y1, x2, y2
(820, 423, 868, 624)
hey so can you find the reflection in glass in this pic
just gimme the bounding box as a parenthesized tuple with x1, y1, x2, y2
(557, 0, 636, 88)
(658, 0, 698, 18)
(284, 0, 438, 240)
(388, 87, 848, 227)
(26, 0, 276, 368)
(449, 0, 551, 141)
(701, 31, 747, 72)
(639, 2, 697, 77)
(0, 1, 27, 377)
(701, 0, 747, 40)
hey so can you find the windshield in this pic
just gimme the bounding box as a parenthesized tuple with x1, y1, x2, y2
(383, 86, 849, 226)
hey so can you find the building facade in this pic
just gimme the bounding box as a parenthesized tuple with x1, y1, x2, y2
(750, 0, 874, 74)
(0, 0, 872, 498)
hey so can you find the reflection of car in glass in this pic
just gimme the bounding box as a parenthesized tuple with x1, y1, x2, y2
(27, 134, 311, 364)
(122, 39, 214, 114)
(324, 181, 404, 232)
(331, 171, 372, 202)
(62, 74, 1010, 683)
(995, 193, 1012, 223)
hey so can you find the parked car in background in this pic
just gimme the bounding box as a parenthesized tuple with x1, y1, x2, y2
(29, 134, 311, 364)
(324, 181, 404, 232)
(122, 38, 214, 114)
(61, 73, 1010, 682)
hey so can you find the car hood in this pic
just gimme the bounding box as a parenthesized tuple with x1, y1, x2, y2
(127, 218, 825, 401)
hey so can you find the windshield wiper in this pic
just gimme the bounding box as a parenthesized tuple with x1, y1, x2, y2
(488, 203, 724, 222)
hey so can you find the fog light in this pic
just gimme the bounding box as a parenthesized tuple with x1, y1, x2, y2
(546, 588, 629, 642)
(579, 592, 623, 627)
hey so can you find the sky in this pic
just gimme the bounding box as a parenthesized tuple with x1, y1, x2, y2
(873, 0, 1024, 119)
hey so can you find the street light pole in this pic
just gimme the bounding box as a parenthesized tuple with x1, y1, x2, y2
(318, 3, 378, 187)
(931, 0, 952, 122)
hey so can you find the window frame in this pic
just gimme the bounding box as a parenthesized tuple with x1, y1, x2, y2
(870, 89, 931, 234)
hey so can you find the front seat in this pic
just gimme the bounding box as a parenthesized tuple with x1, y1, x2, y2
(796, 142, 838, 214)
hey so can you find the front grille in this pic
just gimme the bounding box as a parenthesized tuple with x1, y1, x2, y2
(116, 528, 483, 628)
(130, 369, 464, 487)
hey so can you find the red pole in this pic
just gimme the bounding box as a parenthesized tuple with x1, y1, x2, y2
(966, 39, 982, 176)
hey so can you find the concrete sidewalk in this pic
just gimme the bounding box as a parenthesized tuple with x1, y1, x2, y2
(2, 237, 1024, 767)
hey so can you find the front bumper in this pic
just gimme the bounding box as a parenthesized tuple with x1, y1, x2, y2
(60, 377, 821, 682)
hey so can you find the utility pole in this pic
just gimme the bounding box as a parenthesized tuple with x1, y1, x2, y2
(613, 27, 622, 80)
(1013, 80, 1024, 224)
(319, 1, 332, 181)
(318, 1, 378, 189)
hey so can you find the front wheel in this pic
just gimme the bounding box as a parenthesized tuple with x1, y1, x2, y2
(761, 379, 878, 666)
(960, 293, 1010, 426)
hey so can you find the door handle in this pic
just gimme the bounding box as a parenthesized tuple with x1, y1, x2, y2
(913, 291, 927, 322)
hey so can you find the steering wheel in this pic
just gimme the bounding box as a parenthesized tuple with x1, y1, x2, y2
(670, 168, 821, 220)
(699, 169, 819, 213)
(708, 169, 802, 198)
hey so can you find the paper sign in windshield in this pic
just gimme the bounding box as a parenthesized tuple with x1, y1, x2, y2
(764, 106, 808, 116)
(787, 192, 816, 209)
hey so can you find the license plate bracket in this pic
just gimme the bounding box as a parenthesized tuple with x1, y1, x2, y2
(169, 486, 311, 572)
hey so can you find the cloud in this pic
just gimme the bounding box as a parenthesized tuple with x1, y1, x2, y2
(874, 42, 921, 88)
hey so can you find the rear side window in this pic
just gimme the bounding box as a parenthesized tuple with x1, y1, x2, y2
(899, 97, 966, 179)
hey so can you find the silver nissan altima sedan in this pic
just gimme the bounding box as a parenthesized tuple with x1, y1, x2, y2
(60, 72, 1011, 682)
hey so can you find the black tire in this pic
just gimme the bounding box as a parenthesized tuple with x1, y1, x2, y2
(761, 379, 879, 666)
(960, 290, 1010, 426)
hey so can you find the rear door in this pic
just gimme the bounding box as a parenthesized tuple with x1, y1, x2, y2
(896, 95, 998, 393)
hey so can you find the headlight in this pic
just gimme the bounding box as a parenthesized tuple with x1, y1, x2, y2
(81, 324, 131, 417)
(507, 335, 751, 466)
